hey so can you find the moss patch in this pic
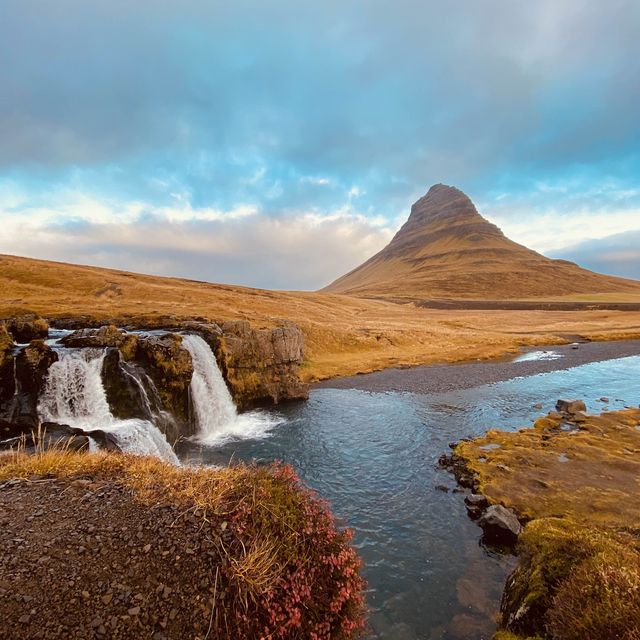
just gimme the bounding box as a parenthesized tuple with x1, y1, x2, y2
(455, 408, 640, 640)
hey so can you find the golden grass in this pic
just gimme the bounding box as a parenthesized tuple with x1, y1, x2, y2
(455, 408, 640, 530)
(3, 253, 640, 381)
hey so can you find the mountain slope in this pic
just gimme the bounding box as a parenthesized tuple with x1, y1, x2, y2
(323, 184, 640, 300)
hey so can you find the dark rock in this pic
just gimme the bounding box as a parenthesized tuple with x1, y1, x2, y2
(2, 314, 49, 343)
(2, 341, 58, 428)
(465, 493, 489, 507)
(134, 334, 194, 432)
(0, 422, 95, 453)
(478, 505, 522, 545)
(0, 326, 15, 407)
(434, 484, 450, 493)
(211, 322, 309, 410)
(599, 397, 609, 403)
(464, 493, 489, 519)
(555, 399, 586, 415)
(61, 326, 138, 359)
(101, 349, 148, 420)
(101, 347, 180, 442)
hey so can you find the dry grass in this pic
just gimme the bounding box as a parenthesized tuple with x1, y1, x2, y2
(455, 408, 640, 529)
(0, 448, 366, 638)
(3, 253, 640, 381)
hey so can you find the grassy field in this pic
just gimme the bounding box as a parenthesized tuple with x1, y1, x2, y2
(3, 253, 640, 381)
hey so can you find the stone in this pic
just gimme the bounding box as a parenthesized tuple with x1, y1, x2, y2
(599, 397, 609, 403)
(61, 325, 138, 360)
(134, 333, 194, 433)
(555, 399, 586, 415)
(464, 493, 489, 507)
(464, 493, 489, 520)
(2, 314, 49, 343)
(478, 505, 522, 545)
(1, 340, 58, 428)
(0, 326, 15, 407)
(211, 322, 309, 410)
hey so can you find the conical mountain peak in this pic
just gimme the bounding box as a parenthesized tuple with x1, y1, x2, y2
(322, 184, 640, 300)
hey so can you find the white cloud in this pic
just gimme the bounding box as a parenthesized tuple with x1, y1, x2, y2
(0, 191, 393, 290)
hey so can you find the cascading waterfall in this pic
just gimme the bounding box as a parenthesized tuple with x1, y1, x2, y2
(182, 334, 237, 434)
(182, 334, 283, 444)
(38, 348, 178, 464)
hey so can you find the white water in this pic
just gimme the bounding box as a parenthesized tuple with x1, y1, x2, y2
(182, 334, 283, 445)
(38, 348, 178, 464)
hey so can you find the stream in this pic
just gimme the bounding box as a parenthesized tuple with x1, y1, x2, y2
(178, 353, 640, 639)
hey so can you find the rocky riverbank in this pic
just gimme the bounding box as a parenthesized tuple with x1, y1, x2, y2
(443, 405, 640, 640)
(0, 450, 365, 640)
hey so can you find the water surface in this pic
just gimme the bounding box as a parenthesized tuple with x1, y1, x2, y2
(178, 355, 640, 639)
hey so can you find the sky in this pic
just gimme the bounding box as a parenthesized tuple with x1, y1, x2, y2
(1, 0, 639, 289)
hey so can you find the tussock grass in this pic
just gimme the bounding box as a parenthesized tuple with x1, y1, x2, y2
(500, 518, 640, 640)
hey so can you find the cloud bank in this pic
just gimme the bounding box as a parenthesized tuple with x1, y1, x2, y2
(0, 0, 639, 287)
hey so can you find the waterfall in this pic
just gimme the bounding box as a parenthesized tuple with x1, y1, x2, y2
(38, 348, 178, 464)
(182, 334, 283, 444)
(39, 349, 112, 426)
(181, 334, 237, 434)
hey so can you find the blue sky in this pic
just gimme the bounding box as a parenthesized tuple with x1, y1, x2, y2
(1, 0, 639, 288)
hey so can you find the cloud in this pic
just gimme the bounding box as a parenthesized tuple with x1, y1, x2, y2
(0, 0, 639, 286)
(549, 231, 640, 281)
(0, 191, 393, 289)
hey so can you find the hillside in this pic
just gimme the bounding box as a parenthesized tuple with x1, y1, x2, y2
(323, 184, 640, 300)
(2, 253, 640, 381)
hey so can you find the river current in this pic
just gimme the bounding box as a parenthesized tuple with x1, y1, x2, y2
(178, 354, 640, 640)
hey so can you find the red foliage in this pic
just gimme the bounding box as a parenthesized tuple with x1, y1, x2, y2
(218, 462, 366, 639)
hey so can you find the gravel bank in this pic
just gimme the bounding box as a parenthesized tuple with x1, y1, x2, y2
(316, 339, 640, 394)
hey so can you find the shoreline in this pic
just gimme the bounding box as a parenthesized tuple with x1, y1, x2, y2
(315, 338, 640, 394)
(448, 406, 640, 639)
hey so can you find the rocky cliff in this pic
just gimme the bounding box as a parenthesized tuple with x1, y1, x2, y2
(0, 315, 308, 446)
(207, 320, 309, 410)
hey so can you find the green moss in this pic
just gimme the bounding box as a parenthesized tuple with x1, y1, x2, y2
(501, 518, 639, 638)
(492, 631, 542, 640)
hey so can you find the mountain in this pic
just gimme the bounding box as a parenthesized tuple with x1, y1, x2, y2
(322, 184, 640, 300)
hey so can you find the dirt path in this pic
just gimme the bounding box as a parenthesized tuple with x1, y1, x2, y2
(0, 476, 220, 640)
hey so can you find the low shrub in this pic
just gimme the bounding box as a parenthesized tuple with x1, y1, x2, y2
(546, 552, 640, 640)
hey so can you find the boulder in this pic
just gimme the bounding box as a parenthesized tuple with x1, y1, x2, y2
(478, 504, 522, 545)
(134, 333, 194, 431)
(0, 421, 117, 453)
(211, 322, 309, 410)
(555, 399, 586, 415)
(464, 493, 489, 519)
(2, 314, 49, 343)
(61, 325, 138, 360)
